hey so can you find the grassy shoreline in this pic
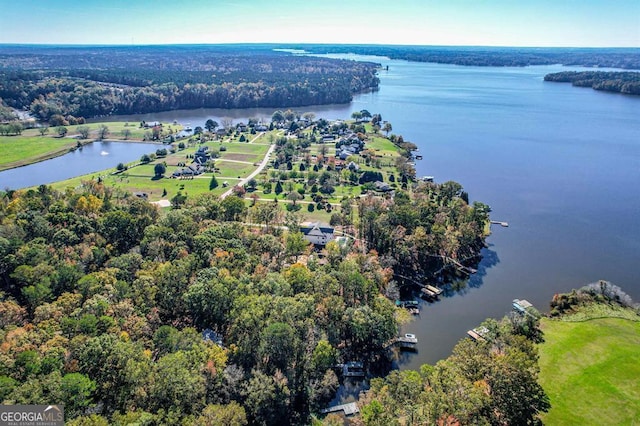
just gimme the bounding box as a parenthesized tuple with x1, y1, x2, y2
(0, 121, 179, 171)
(538, 304, 640, 425)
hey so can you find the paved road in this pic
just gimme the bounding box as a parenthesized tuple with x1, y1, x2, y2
(220, 143, 275, 199)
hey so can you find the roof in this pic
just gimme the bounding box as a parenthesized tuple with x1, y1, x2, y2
(321, 402, 359, 416)
(300, 222, 334, 235)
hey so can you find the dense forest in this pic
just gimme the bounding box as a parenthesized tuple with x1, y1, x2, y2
(544, 71, 640, 95)
(0, 174, 546, 424)
(0, 45, 379, 121)
(296, 44, 640, 69)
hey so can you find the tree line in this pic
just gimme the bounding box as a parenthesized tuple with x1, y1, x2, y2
(0, 46, 380, 122)
(295, 44, 640, 69)
(544, 71, 640, 95)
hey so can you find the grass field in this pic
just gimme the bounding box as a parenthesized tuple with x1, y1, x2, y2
(0, 136, 77, 170)
(538, 305, 640, 425)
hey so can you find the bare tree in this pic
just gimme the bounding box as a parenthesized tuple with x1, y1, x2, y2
(221, 117, 234, 130)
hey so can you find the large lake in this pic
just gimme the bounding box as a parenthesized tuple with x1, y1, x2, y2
(6, 55, 640, 369)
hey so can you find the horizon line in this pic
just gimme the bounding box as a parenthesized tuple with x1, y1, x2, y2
(0, 42, 638, 50)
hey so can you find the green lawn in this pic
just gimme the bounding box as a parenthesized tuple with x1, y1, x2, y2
(538, 306, 640, 425)
(0, 136, 77, 170)
(367, 135, 402, 157)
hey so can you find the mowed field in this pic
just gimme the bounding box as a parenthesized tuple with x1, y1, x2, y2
(538, 306, 640, 425)
(0, 136, 77, 170)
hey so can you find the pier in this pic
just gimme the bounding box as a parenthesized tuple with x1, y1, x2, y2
(467, 326, 489, 342)
(512, 299, 540, 318)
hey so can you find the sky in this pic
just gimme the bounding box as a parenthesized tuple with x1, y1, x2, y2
(1, 0, 639, 47)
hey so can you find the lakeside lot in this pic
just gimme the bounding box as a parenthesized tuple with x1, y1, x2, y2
(538, 304, 640, 426)
(10, 119, 408, 224)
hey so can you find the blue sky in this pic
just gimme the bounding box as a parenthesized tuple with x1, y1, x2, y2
(1, 0, 638, 47)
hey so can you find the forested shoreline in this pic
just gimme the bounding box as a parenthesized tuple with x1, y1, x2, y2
(296, 44, 640, 69)
(0, 169, 499, 424)
(544, 71, 640, 95)
(0, 45, 380, 122)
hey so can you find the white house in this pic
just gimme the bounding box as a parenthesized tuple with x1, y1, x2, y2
(300, 223, 335, 246)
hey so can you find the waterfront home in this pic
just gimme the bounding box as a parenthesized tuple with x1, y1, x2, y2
(374, 181, 392, 192)
(300, 223, 335, 246)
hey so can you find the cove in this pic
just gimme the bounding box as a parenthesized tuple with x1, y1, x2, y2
(0, 141, 158, 190)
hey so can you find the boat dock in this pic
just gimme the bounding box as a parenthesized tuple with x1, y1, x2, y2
(336, 361, 365, 377)
(321, 402, 360, 416)
(421, 287, 437, 298)
(490, 220, 509, 227)
(467, 326, 489, 342)
(512, 299, 533, 313)
(425, 285, 443, 296)
(396, 300, 420, 314)
(512, 299, 540, 318)
(396, 333, 418, 350)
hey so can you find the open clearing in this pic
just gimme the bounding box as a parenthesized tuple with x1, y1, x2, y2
(538, 305, 640, 425)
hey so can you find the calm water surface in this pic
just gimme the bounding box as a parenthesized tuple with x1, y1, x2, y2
(0, 141, 157, 189)
(5, 57, 640, 369)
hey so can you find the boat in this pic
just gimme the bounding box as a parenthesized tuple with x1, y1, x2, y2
(100, 150, 109, 156)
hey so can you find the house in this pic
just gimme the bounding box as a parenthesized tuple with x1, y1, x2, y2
(236, 122, 247, 132)
(202, 329, 224, 347)
(347, 161, 360, 171)
(338, 151, 351, 161)
(194, 146, 210, 163)
(300, 223, 335, 246)
(374, 181, 392, 192)
(255, 124, 268, 132)
(216, 127, 227, 136)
